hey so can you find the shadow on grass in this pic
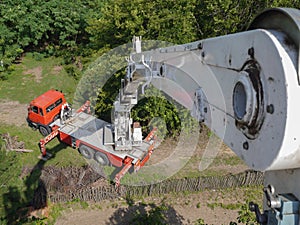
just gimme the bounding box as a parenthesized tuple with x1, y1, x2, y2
(2, 142, 68, 224)
(106, 196, 185, 225)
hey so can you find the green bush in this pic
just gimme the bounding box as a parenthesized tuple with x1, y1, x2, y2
(33, 52, 45, 61)
(63, 64, 82, 80)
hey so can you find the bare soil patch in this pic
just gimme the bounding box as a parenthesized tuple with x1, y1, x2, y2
(54, 188, 249, 225)
(52, 65, 63, 75)
(23, 66, 43, 83)
(0, 100, 28, 126)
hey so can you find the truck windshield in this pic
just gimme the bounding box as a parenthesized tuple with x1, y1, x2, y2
(46, 98, 63, 113)
(31, 105, 38, 114)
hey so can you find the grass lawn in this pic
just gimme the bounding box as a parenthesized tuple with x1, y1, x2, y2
(0, 53, 77, 104)
(0, 52, 85, 167)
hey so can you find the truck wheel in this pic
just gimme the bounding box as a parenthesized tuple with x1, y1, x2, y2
(79, 145, 94, 159)
(39, 125, 51, 136)
(94, 151, 109, 166)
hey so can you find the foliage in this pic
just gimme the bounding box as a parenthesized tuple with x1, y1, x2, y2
(1, 0, 299, 78)
(131, 87, 192, 137)
(194, 0, 300, 40)
(271, 0, 300, 8)
(63, 64, 82, 81)
(94, 69, 125, 122)
(194, 0, 269, 39)
(86, 0, 198, 49)
(0, 0, 107, 74)
(73, 43, 129, 112)
(236, 202, 258, 225)
(87, 0, 300, 50)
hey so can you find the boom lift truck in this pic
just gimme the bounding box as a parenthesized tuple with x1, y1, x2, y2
(28, 7, 300, 224)
(126, 8, 300, 225)
(27, 85, 156, 186)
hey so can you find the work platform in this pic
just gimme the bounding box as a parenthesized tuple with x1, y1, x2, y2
(52, 112, 153, 165)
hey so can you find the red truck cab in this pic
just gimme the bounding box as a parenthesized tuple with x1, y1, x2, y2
(27, 90, 67, 136)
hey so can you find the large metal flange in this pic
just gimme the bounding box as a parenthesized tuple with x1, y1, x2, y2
(233, 60, 264, 140)
(233, 71, 257, 126)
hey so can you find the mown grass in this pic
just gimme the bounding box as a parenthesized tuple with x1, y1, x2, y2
(0, 53, 77, 103)
(0, 50, 86, 167)
(0, 124, 87, 168)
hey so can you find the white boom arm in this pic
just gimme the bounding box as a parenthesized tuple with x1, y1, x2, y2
(127, 8, 300, 224)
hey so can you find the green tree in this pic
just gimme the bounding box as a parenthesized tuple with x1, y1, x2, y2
(271, 0, 300, 8)
(0, 0, 107, 75)
(87, 0, 198, 49)
(131, 88, 182, 137)
(86, 0, 199, 136)
(194, 0, 269, 39)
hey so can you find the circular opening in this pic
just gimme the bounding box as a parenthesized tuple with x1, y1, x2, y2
(233, 81, 247, 120)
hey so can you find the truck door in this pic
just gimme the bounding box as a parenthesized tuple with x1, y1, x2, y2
(29, 105, 44, 125)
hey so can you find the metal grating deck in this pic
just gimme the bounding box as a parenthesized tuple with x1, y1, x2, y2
(57, 112, 151, 162)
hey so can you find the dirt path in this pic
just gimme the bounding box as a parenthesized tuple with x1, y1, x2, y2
(0, 100, 28, 126)
(54, 188, 248, 225)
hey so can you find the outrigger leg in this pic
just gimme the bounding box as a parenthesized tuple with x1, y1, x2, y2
(38, 129, 59, 161)
(114, 157, 133, 188)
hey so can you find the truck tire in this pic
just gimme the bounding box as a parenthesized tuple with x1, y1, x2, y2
(39, 125, 51, 136)
(79, 145, 94, 159)
(94, 151, 109, 166)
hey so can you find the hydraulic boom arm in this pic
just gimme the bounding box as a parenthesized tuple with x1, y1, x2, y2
(127, 8, 300, 225)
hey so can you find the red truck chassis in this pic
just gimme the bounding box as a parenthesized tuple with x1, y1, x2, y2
(38, 101, 156, 186)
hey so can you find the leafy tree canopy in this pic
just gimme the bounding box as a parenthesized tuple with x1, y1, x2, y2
(0, 0, 107, 71)
(86, 0, 198, 49)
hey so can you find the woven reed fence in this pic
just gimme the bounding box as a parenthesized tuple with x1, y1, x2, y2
(48, 170, 263, 203)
